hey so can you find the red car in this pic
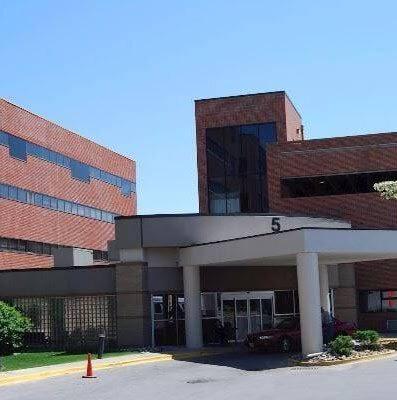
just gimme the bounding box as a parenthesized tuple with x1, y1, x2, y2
(245, 316, 356, 353)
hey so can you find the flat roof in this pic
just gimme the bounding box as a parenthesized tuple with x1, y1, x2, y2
(194, 90, 302, 118)
(179, 227, 397, 267)
(194, 90, 286, 102)
(115, 212, 347, 223)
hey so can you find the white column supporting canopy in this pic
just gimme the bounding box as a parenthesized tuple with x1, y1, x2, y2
(319, 264, 330, 313)
(183, 265, 203, 349)
(297, 252, 323, 356)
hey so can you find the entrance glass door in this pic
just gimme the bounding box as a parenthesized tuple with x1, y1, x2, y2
(221, 292, 274, 342)
(235, 299, 249, 341)
(249, 299, 262, 333)
(261, 298, 273, 329)
(222, 300, 236, 342)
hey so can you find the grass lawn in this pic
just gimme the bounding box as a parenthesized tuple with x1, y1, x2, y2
(0, 350, 137, 372)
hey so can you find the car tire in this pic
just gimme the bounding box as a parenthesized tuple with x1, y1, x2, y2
(279, 337, 292, 353)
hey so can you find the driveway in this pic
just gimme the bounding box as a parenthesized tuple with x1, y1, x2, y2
(1, 351, 397, 400)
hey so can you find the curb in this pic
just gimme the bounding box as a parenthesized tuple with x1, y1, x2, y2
(290, 350, 397, 367)
(0, 348, 236, 387)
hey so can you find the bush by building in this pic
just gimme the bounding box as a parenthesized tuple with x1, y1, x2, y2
(0, 301, 32, 355)
(354, 330, 380, 350)
(329, 335, 354, 357)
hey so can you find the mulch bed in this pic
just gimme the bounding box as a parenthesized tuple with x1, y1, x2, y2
(300, 348, 394, 365)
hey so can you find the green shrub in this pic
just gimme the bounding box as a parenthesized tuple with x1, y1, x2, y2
(0, 302, 32, 355)
(329, 335, 354, 357)
(354, 330, 380, 349)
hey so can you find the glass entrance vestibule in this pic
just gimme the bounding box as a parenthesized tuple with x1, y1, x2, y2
(221, 292, 274, 342)
(151, 289, 313, 346)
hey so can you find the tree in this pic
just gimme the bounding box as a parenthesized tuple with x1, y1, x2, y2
(0, 302, 32, 355)
(373, 181, 397, 200)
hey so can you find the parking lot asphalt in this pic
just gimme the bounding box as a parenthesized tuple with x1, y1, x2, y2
(1, 351, 397, 400)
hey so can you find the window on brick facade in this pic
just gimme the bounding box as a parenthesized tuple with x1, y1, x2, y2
(8, 186, 17, 200)
(0, 184, 8, 198)
(17, 188, 27, 203)
(9, 135, 27, 161)
(0, 238, 8, 250)
(281, 170, 397, 198)
(359, 290, 383, 313)
(0, 180, 118, 224)
(0, 131, 8, 146)
(4, 131, 135, 195)
(206, 122, 277, 214)
(71, 160, 91, 183)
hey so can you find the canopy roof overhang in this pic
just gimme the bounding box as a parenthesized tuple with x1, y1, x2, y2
(179, 228, 397, 267)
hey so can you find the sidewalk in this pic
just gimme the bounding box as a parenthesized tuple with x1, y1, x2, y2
(0, 347, 237, 387)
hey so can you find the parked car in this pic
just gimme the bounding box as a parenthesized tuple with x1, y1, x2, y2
(244, 316, 356, 352)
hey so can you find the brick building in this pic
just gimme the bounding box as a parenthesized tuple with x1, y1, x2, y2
(3, 92, 397, 353)
(0, 98, 136, 270)
(196, 91, 397, 332)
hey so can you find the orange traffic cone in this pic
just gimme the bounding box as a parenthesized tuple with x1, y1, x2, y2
(82, 353, 97, 379)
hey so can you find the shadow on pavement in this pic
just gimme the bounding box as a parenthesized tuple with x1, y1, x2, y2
(185, 348, 293, 372)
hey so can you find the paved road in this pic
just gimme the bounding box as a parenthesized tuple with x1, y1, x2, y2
(1, 352, 397, 400)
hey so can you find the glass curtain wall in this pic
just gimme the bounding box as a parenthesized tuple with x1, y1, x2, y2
(206, 123, 277, 214)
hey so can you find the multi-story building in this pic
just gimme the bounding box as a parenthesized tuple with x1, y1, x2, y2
(3, 91, 397, 353)
(195, 91, 397, 332)
(0, 98, 136, 270)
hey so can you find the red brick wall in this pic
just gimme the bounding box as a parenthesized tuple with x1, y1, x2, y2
(0, 99, 136, 269)
(195, 92, 302, 213)
(284, 95, 303, 142)
(0, 99, 135, 180)
(266, 133, 397, 330)
(195, 93, 397, 330)
(267, 132, 397, 228)
(0, 252, 53, 270)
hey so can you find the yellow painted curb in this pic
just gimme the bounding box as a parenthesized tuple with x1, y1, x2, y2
(291, 350, 397, 367)
(0, 348, 235, 387)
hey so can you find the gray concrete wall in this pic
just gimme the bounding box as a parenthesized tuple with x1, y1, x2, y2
(115, 263, 151, 347)
(0, 266, 115, 297)
(53, 248, 94, 267)
(333, 264, 358, 323)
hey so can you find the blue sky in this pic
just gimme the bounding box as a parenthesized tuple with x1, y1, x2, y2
(1, 1, 397, 214)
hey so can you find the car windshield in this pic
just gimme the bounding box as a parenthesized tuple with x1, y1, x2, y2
(275, 318, 298, 330)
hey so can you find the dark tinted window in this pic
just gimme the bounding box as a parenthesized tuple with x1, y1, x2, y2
(281, 171, 397, 198)
(9, 136, 27, 161)
(18, 240, 27, 252)
(9, 239, 18, 250)
(274, 291, 294, 314)
(206, 122, 277, 214)
(359, 290, 383, 313)
(0, 238, 8, 249)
